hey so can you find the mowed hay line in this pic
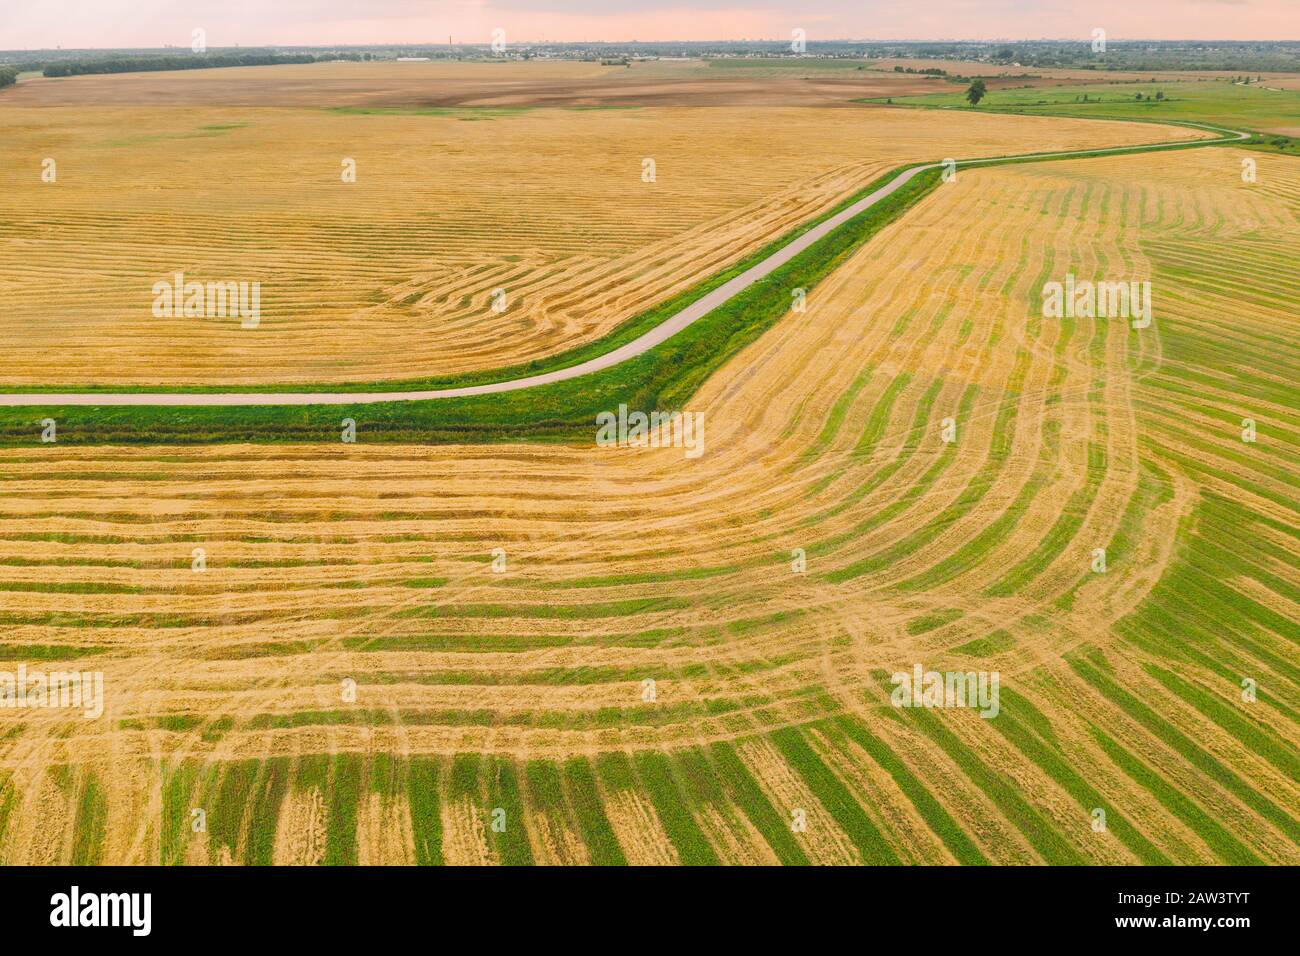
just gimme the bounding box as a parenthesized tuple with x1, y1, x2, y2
(273, 786, 328, 866)
(597, 788, 679, 866)
(520, 760, 589, 866)
(3, 768, 77, 865)
(439, 796, 495, 866)
(0, 149, 1295, 863)
(0, 92, 1200, 386)
(355, 791, 415, 866)
(438, 757, 496, 866)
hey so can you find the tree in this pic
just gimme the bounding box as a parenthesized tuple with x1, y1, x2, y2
(965, 78, 987, 107)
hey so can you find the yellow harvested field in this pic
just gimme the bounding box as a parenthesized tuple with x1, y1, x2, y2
(0, 58, 956, 109)
(2, 60, 617, 107)
(0, 100, 1203, 386)
(0, 147, 1294, 865)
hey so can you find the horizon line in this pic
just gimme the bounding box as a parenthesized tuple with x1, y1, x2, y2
(5, 37, 1300, 54)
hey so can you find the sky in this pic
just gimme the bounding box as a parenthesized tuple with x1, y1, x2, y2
(1, 0, 1295, 50)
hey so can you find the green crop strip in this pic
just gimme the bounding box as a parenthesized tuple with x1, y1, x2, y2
(486, 758, 534, 866)
(407, 757, 444, 866)
(1056, 460, 1172, 610)
(205, 759, 257, 862)
(244, 757, 291, 865)
(803, 377, 943, 527)
(905, 608, 965, 635)
(0, 775, 15, 856)
(827, 348, 1029, 583)
(325, 753, 362, 865)
(70, 772, 107, 865)
(160, 763, 193, 865)
(810, 385, 973, 567)
(798, 367, 875, 467)
(894, 469, 1050, 592)
(986, 442, 1107, 597)
(629, 751, 718, 865)
(1141, 664, 1300, 782)
(562, 758, 627, 866)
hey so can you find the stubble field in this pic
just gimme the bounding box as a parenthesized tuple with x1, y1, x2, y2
(0, 113, 1294, 865)
(0, 63, 1202, 388)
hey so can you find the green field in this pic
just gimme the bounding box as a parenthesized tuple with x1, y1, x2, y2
(868, 78, 1300, 139)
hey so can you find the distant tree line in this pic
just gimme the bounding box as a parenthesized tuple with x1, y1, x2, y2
(43, 52, 320, 78)
(10, 39, 1297, 77)
(0, 66, 17, 88)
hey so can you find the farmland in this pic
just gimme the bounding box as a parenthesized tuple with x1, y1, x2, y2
(0, 66, 1200, 390)
(0, 56, 1295, 871)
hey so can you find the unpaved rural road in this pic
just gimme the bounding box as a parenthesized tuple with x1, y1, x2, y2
(1, 125, 1247, 407)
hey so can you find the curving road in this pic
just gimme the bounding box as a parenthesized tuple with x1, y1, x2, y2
(0, 124, 1248, 408)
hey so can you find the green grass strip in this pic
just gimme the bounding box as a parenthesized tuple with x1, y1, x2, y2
(208, 758, 259, 862)
(562, 757, 628, 866)
(324, 753, 362, 865)
(630, 751, 718, 865)
(70, 772, 107, 865)
(161, 760, 204, 866)
(1142, 664, 1300, 782)
(245, 757, 291, 865)
(0, 773, 15, 856)
(486, 757, 534, 866)
(407, 757, 444, 866)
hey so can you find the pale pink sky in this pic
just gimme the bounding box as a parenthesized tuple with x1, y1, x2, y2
(1, 0, 1295, 50)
